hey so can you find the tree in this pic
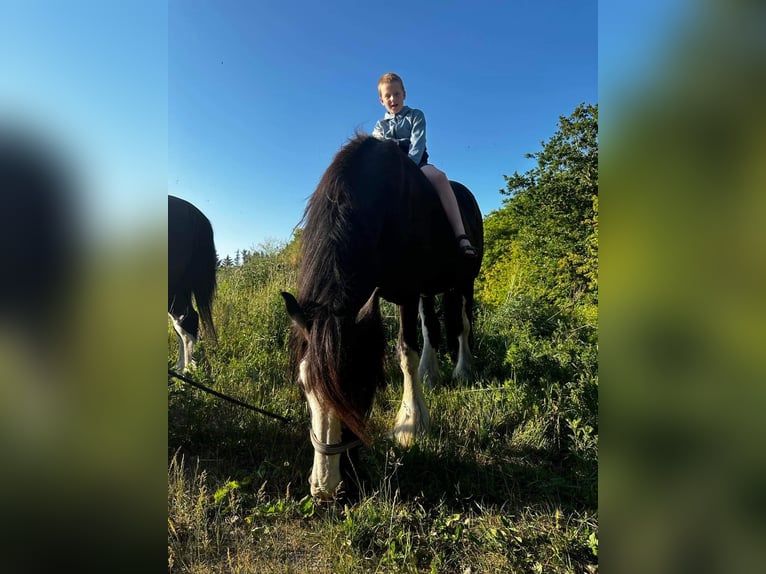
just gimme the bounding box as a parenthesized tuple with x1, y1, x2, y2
(477, 103, 598, 436)
(480, 103, 598, 308)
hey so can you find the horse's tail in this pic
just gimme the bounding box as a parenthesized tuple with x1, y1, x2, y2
(192, 212, 218, 342)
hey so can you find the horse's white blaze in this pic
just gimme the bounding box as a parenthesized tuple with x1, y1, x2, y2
(169, 313, 196, 372)
(300, 360, 342, 499)
(453, 296, 474, 380)
(394, 346, 430, 447)
(418, 299, 440, 386)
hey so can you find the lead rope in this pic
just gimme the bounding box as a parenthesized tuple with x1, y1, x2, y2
(168, 369, 297, 426)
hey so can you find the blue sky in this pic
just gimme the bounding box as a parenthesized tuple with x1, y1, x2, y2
(2, 1, 599, 260)
(1, 2, 167, 241)
(169, 1, 597, 259)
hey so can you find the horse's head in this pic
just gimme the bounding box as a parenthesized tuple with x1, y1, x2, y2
(281, 288, 386, 499)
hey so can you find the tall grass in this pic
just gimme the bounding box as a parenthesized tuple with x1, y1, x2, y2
(168, 245, 598, 573)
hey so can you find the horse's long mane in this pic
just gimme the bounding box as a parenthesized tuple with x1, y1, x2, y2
(291, 134, 403, 439)
(297, 134, 398, 310)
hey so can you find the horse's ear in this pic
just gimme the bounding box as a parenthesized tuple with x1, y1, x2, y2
(356, 287, 381, 324)
(281, 292, 310, 337)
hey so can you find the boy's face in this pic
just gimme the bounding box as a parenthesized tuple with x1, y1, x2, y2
(379, 81, 406, 115)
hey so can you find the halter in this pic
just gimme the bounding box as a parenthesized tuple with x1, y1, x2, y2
(309, 427, 363, 456)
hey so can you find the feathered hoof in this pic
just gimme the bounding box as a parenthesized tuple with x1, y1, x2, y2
(393, 425, 416, 448)
(393, 403, 430, 447)
(182, 360, 199, 375)
(451, 364, 474, 383)
(418, 362, 440, 389)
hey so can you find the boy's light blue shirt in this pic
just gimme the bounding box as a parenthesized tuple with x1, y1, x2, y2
(372, 105, 427, 166)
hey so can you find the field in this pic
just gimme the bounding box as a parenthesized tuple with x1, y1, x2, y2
(168, 246, 597, 573)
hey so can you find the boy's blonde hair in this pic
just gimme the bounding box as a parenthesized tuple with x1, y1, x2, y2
(377, 72, 405, 95)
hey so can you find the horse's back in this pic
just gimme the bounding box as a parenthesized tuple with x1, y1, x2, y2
(403, 178, 483, 294)
(168, 196, 215, 293)
(169, 196, 212, 242)
(169, 196, 196, 290)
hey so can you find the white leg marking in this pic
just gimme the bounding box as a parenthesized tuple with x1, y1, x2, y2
(301, 360, 342, 499)
(174, 331, 185, 371)
(394, 346, 430, 447)
(453, 296, 474, 380)
(418, 299, 440, 387)
(170, 313, 197, 371)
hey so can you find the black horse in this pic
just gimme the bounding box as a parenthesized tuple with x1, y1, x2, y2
(168, 195, 217, 371)
(282, 134, 483, 499)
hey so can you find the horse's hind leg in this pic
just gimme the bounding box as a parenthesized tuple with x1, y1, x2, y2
(394, 297, 430, 447)
(445, 289, 475, 381)
(418, 295, 441, 387)
(169, 312, 198, 371)
(169, 291, 199, 371)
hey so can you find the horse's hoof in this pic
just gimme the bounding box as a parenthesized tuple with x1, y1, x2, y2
(393, 404, 430, 447)
(418, 370, 439, 389)
(451, 367, 473, 383)
(393, 426, 415, 448)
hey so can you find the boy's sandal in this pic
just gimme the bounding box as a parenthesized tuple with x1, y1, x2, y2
(456, 234, 479, 259)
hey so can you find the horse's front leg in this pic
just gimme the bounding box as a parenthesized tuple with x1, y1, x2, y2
(394, 297, 430, 447)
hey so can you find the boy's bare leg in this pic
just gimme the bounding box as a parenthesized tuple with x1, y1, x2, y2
(421, 165, 476, 255)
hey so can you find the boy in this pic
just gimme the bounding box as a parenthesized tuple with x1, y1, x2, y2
(372, 72, 478, 259)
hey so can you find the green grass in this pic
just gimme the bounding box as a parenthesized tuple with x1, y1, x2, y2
(168, 252, 598, 573)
